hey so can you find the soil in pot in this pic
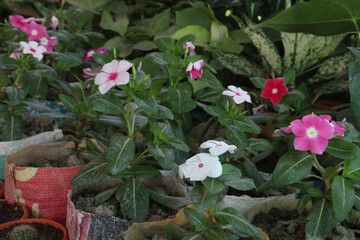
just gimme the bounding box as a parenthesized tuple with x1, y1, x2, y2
(25, 154, 85, 168)
(0, 201, 24, 225)
(0, 222, 63, 240)
(252, 207, 307, 240)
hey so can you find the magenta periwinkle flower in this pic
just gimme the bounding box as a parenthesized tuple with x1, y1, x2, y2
(260, 78, 288, 105)
(9, 15, 28, 30)
(83, 47, 108, 62)
(186, 60, 204, 80)
(94, 60, 132, 94)
(291, 114, 334, 154)
(39, 34, 58, 53)
(25, 21, 46, 41)
(320, 115, 346, 136)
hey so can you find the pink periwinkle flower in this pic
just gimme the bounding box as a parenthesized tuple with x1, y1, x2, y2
(183, 42, 195, 56)
(291, 114, 334, 155)
(320, 115, 346, 136)
(83, 68, 101, 78)
(94, 60, 132, 94)
(25, 21, 46, 41)
(10, 46, 23, 59)
(83, 47, 109, 62)
(9, 15, 28, 31)
(260, 78, 288, 105)
(50, 12, 60, 30)
(39, 34, 58, 53)
(186, 60, 204, 80)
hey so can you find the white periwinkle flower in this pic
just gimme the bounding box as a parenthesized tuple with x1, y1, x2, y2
(179, 153, 222, 181)
(200, 140, 237, 156)
(20, 41, 46, 61)
(223, 85, 251, 104)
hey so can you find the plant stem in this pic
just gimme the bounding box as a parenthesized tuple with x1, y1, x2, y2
(311, 152, 329, 194)
(74, 117, 85, 153)
(125, 97, 134, 139)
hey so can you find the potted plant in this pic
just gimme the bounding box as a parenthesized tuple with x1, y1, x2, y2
(0, 219, 68, 240)
(0, 199, 28, 225)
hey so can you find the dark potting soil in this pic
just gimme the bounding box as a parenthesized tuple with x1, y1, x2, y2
(0, 222, 63, 240)
(0, 201, 24, 224)
(252, 207, 307, 240)
(24, 154, 85, 168)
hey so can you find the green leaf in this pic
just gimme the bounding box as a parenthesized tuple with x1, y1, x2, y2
(225, 125, 246, 152)
(168, 88, 196, 114)
(58, 94, 81, 113)
(149, 105, 174, 120)
(210, 21, 228, 44)
(95, 187, 117, 206)
(191, 186, 217, 212)
(100, 10, 128, 36)
(148, 142, 174, 170)
(331, 176, 355, 222)
(116, 178, 149, 222)
(307, 188, 324, 198)
(2, 116, 22, 141)
(214, 208, 263, 238)
(244, 158, 265, 187)
(164, 223, 187, 239)
(167, 135, 190, 152)
(297, 194, 311, 215)
(354, 189, 360, 211)
(199, 71, 223, 90)
(92, 94, 124, 115)
(147, 9, 171, 36)
(220, 176, 256, 191)
(66, 0, 111, 12)
(133, 166, 160, 178)
(183, 207, 211, 231)
(349, 61, 360, 129)
(272, 151, 312, 186)
(221, 164, 242, 178)
(247, 138, 272, 152)
(148, 189, 191, 210)
(306, 200, 335, 239)
(349, 47, 360, 62)
(326, 138, 359, 159)
(219, 114, 261, 134)
(106, 134, 135, 175)
(69, 82, 86, 102)
(29, 77, 47, 98)
(204, 228, 227, 240)
(255, 0, 360, 36)
(249, 77, 266, 89)
(71, 158, 108, 189)
(196, 102, 225, 117)
(202, 177, 226, 195)
(343, 158, 360, 180)
(173, 26, 211, 46)
(176, 8, 212, 29)
(133, 40, 156, 51)
(132, 90, 159, 116)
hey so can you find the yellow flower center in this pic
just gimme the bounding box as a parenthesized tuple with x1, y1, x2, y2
(306, 128, 317, 138)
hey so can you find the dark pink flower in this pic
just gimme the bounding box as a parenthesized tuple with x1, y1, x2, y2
(83, 47, 109, 62)
(50, 12, 60, 30)
(186, 60, 204, 80)
(10, 48, 22, 59)
(39, 34, 58, 53)
(9, 15, 28, 31)
(25, 22, 46, 41)
(291, 114, 334, 154)
(260, 78, 288, 105)
(183, 42, 195, 56)
(320, 115, 346, 137)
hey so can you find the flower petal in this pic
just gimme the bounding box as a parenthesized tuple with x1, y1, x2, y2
(200, 140, 218, 149)
(273, 78, 285, 88)
(117, 60, 132, 73)
(270, 94, 282, 105)
(98, 81, 115, 94)
(180, 162, 198, 179)
(203, 158, 222, 178)
(209, 145, 229, 156)
(233, 95, 245, 104)
(102, 60, 118, 74)
(291, 120, 308, 136)
(186, 154, 202, 165)
(222, 90, 236, 96)
(316, 120, 334, 139)
(95, 72, 109, 85)
(264, 79, 274, 90)
(227, 85, 237, 92)
(311, 137, 328, 155)
(186, 63, 193, 72)
(190, 168, 208, 181)
(302, 115, 321, 128)
(114, 71, 129, 85)
(294, 136, 312, 152)
(260, 89, 272, 99)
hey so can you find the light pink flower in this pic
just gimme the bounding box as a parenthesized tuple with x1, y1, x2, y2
(25, 22, 46, 41)
(20, 41, 46, 61)
(179, 153, 222, 181)
(320, 115, 346, 136)
(260, 78, 288, 105)
(50, 12, 60, 30)
(83, 68, 101, 78)
(39, 34, 58, 53)
(9, 15, 28, 31)
(183, 42, 195, 55)
(186, 60, 204, 80)
(291, 114, 334, 154)
(94, 60, 132, 94)
(23, 17, 44, 23)
(223, 85, 251, 104)
(83, 47, 108, 62)
(10, 46, 23, 59)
